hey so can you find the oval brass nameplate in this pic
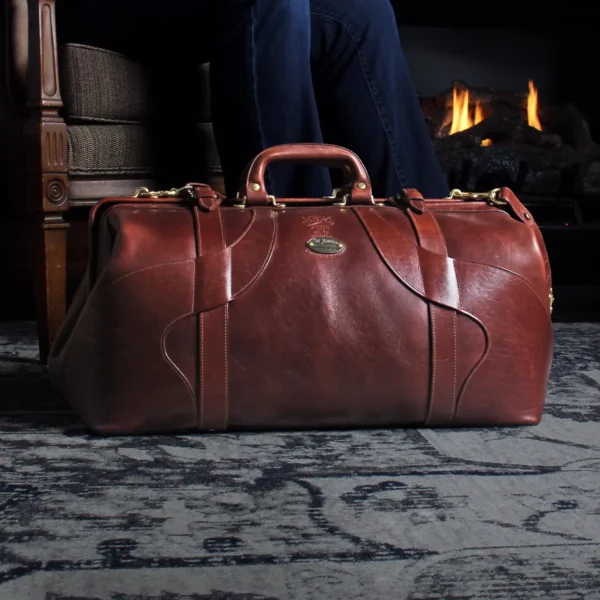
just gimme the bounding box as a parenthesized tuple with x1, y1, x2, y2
(306, 237, 345, 254)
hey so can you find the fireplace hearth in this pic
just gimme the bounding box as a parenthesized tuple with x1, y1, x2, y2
(421, 81, 600, 200)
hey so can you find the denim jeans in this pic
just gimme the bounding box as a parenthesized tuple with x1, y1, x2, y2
(211, 0, 449, 199)
(57, 0, 449, 199)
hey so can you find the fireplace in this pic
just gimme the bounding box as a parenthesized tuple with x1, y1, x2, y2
(421, 79, 600, 204)
(395, 20, 600, 320)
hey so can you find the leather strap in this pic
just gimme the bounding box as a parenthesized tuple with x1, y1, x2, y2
(407, 208, 459, 426)
(194, 207, 229, 432)
(354, 206, 551, 424)
(354, 208, 460, 308)
(192, 211, 276, 313)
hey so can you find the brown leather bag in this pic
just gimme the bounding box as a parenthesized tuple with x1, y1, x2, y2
(48, 144, 554, 434)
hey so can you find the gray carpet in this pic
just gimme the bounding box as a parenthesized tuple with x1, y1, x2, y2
(0, 322, 599, 600)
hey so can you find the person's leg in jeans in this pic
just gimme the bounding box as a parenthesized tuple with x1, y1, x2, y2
(211, 0, 448, 198)
(210, 0, 332, 199)
(309, 0, 449, 198)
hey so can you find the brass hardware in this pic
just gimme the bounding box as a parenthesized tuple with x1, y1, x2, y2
(234, 192, 247, 208)
(524, 212, 531, 220)
(268, 195, 286, 208)
(250, 183, 261, 192)
(322, 188, 383, 207)
(134, 185, 193, 199)
(448, 188, 506, 206)
(322, 188, 349, 206)
(357, 182, 367, 190)
(234, 193, 285, 208)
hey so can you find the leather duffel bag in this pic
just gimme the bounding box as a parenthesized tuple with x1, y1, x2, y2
(48, 144, 554, 434)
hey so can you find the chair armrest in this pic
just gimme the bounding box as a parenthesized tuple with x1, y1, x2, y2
(25, 0, 63, 110)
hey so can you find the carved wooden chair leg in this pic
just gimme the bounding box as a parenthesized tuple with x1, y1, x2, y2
(31, 212, 69, 362)
(22, 0, 70, 361)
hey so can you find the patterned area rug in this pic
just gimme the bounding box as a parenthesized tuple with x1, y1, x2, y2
(0, 322, 599, 600)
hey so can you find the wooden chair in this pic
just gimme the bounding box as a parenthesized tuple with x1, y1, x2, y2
(4, 0, 223, 361)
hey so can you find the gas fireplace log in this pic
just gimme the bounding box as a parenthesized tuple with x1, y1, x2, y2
(583, 162, 600, 196)
(516, 127, 562, 149)
(433, 111, 528, 145)
(465, 111, 527, 141)
(435, 143, 600, 197)
(542, 104, 596, 151)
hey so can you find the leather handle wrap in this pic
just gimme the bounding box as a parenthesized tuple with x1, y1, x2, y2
(242, 143, 373, 205)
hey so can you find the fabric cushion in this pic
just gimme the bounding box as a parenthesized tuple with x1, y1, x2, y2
(68, 124, 155, 177)
(67, 122, 223, 181)
(60, 44, 212, 125)
(60, 44, 154, 123)
(61, 44, 221, 181)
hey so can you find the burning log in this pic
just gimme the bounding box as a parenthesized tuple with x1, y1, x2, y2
(436, 81, 527, 111)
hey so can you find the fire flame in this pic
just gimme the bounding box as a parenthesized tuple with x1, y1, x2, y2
(448, 80, 543, 141)
(527, 79, 542, 131)
(449, 86, 484, 135)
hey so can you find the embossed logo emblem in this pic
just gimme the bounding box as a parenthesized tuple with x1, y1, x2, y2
(302, 215, 335, 237)
(306, 237, 345, 254)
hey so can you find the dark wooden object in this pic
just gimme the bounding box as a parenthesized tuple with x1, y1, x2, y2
(6, 0, 158, 361)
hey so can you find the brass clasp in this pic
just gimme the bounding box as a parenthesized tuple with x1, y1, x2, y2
(323, 188, 384, 207)
(323, 188, 349, 206)
(448, 188, 507, 206)
(233, 193, 286, 208)
(134, 185, 194, 199)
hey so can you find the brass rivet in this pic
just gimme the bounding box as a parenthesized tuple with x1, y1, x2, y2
(309, 242, 315, 246)
(357, 182, 367, 190)
(524, 212, 531, 220)
(338, 243, 344, 248)
(250, 183, 261, 192)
